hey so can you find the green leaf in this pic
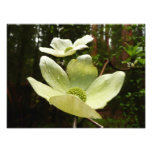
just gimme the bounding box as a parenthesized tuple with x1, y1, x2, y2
(49, 95, 102, 119)
(137, 58, 145, 65)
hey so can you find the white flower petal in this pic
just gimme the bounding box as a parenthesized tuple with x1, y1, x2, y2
(73, 44, 88, 51)
(63, 45, 88, 57)
(39, 47, 65, 57)
(49, 95, 101, 119)
(86, 71, 125, 109)
(40, 56, 70, 92)
(27, 77, 63, 101)
(67, 54, 98, 90)
(73, 35, 93, 47)
(50, 38, 72, 51)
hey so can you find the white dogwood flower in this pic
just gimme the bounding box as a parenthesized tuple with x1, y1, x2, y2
(39, 35, 93, 57)
(27, 55, 125, 119)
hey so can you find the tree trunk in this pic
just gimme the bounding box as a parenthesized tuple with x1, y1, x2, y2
(33, 25, 40, 77)
(105, 25, 110, 53)
(121, 24, 132, 60)
(16, 26, 26, 87)
(91, 24, 98, 56)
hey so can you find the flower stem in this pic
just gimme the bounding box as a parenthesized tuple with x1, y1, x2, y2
(73, 116, 77, 128)
(86, 118, 104, 128)
(100, 59, 109, 76)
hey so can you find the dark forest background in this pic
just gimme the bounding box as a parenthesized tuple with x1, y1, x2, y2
(7, 24, 145, 128)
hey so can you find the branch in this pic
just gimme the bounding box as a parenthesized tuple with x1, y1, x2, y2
(100, 59, 109, 76)
(87, 118, 104, 128)
(73, 116, 77, 128)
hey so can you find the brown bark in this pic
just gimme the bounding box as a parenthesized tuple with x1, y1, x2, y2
(121, 24, 133, 60)
(105, 25, 110, 53)
(100, 25, 104, 44)
(91, 24, 98, 56)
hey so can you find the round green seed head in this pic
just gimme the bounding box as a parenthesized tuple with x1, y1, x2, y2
(67, 87, 87, 102)
(64, 47, 73, 53)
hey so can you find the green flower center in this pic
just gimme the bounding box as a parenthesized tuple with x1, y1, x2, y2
(64, 47, 73, 53)
(67, 87, 87, 102)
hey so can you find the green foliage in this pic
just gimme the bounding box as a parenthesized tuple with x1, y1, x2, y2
(121, 43, 145, 68)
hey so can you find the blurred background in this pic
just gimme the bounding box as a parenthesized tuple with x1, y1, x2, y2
(7, 24, 145, 128)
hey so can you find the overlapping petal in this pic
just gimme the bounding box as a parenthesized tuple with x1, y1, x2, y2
(40, 56, 70, 92)
(66, 54, 98, 90)
(86, 71, 125, 109)
(50, 38, 72, 51)
(73, 35, 93, 47)
(27, 77, 63, 101)
(39, 47, 65, 57)
(72, 44, 88, 51)
(49, 95, 101, 119)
